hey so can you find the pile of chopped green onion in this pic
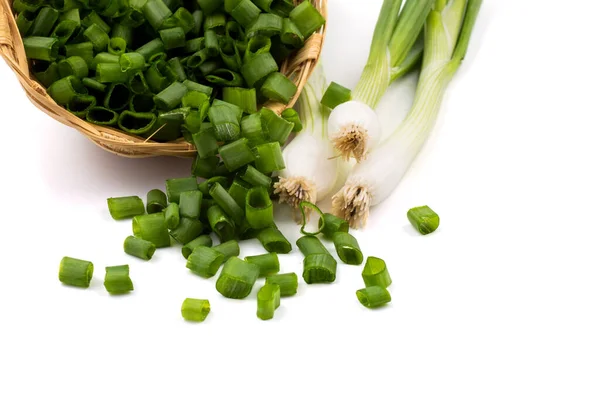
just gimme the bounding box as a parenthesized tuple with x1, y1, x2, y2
(15, 0, 324, 142)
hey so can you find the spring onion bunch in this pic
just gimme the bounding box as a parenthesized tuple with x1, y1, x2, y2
(326, 0, 434, 162)
(333, 0, 483, 227)
(274, 64, 342, 213)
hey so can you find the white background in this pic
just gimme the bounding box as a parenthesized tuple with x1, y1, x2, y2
(1, 0, 599, 398)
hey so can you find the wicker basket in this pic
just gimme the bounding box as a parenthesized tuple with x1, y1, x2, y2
(0, 0, 326, 157)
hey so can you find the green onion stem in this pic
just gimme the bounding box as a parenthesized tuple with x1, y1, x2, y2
(165, 177, 198, 203)
(146, 189, 168, 213)
(362, 256, 392, 288)
(213, 240, 240, 261)
(257, 283, 280, 320)
(303, 253, 337, 284)
(59, 256, 94, 288)
(245, 186, 273, 229)
(107, 196, 145, 220)
(124, 235, 156, 261)
(216, 257, 259, 299)
(265, 272, 298, 296)
(245, 253, 280, 277)
(182, 235, 213, 259)
(356, 286, 392, 308)
(104, 265, 134, 294)
(257, 226, 291, 254)
(186, 246, 225, 278)
(333, 232, 363, 265)
(133, 213, 171, 248)
(179, 190, 203, 219)
(170, 217, 205, 244)
(165, 202, 180, 229)
(181, 298, 211, 322)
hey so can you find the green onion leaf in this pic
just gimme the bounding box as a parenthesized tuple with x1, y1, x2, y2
(182, 235, 213, 259)
(257, 226, 291, 254)
(289, 0, 325, 38)
(213, 240, 241, 261)
(321, 82, 352, 110)
(170, 217, 205, 244)
(245, 186, 273, 229)
(319, 213, 349, 240)
(303, 253, 337, 284)
(165, 177, 198, 203)
(165, 202, 181, 229)
(281, 108, 302, 132)
(133, 213, 171, 248)
(253, 141, 285, 174)
(219, 138, 256, 172)
(333, 232, 363, 265)
(261, 72, 297, 103)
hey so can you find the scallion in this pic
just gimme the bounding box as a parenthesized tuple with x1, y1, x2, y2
(257, 284, 280, 320)
(124, 235, 156, 261)
(181, 298, 211, 322)
(215, 257, 259, 299)
(59, 256, 94, 288)
(104, 265, 134, 295)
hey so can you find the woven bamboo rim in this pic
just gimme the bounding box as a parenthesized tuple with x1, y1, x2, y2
(0, 0, 326, 157)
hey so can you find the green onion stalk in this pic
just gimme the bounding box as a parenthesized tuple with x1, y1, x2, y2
(273, 63, 346, 218)
(333, 0, 483, 228)
(327, 0, 433, 162)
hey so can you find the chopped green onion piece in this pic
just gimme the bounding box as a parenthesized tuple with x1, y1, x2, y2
(192, 129, 219, 159)
(246, 186, 273, 229)
(146, 189, 167, 214)
(16, 11, 35, 36)
(51, 20, 79, 46)
(104, 83, 131, 111)
(257, 226, 291, 254)
(260, 107, 294, 145)
(119, 52, 146, 73)
(213, 240, 241, 261)
(209, 182, 245, 225)
(223, 87, 257, 114)
(86, 106, 119, 125)
(124, 235, 156, 261)
(281, 18, 304, 48)
(265, 272, 298, 296)
(204, 12, 226, 33)
(227, 0, 261, 27)
(281, 108, 302, 132)
(208, 103, 242, 142)
(303, 253, 337, 284)
(91, 52, 120, 71)
(179, 190, 203, 219)
(182, 235, 213, 259)
(191, 155, 220, 178)
(407, 205, 440, 235)
(136, 38, 166, 61)
(254, 141, 285, 174)
(362, 256, 392, 288)
(96, 63, 129, 83)
(241, 113, 267, 146)
(107, 196, 145, 220)
(321, 82, 352, 110)
(296, 235, 328, 257)
(104, 265, 134, 295)
(240, 165, 271, 188)
(82, 77, 106, 93)
(29, 7, 59, 37)
(198, 176, 231, 196)
(57, 56, 88, 79)
(184, 37, 205, 54)
(130, 94, 155, 112)
(196, 0, 223, 15)
(165, 202, 180, 229)
(154, 81, 188, 111)
(159, 27, 186, 49)
(166, 177, 198, 203)
(23, 36, 59, 61)
(244, 35, 271, 62)
(67, 94, 96, 117)
(181, 298, 211, 322)
(241, 52, 278, 87)
(170, 7, 195, 33)
(191, 10, 203, 36)
(132, 213, 171, 248)
(252, 0, 273, 12)
(33, 61, 60, 87)
(170, 217, 205, 244)
(182, 91, 209, 110)
(118, 111, 157, 135)
(298, 201, 325, 236)
(65, 42, 94, 67)
(261, 72, 297, 103)
(112, 23, 133, 47)
(143, 0, 173, 30)
(257, 283, 280, 320)
(219, 138, 256, 172)
(219, 38, 243, 71)
(206, 69, 246, 87)
(206, 205, 235, 241)
(108, 37, 127, 56)
(356, 286, 391, 308)
(333, 232, 363, 265)
(245, 253, 280, 277)
(186, 246, 225, 277)
(215, 257, 259, 299)
(228, 178, 252, 209)
(247, 13, 283, 37)
(59, 256, 93, 288)
(183, 80, 213, 97)
(319, 213, 350, 240)
(167, 57, 187, 82)
(81, 11, 110, 33)
(84, 24, 110, 52)
(289, 0, 325, 38)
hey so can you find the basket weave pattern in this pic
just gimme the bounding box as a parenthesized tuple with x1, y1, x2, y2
(0, 0, 326, 157)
